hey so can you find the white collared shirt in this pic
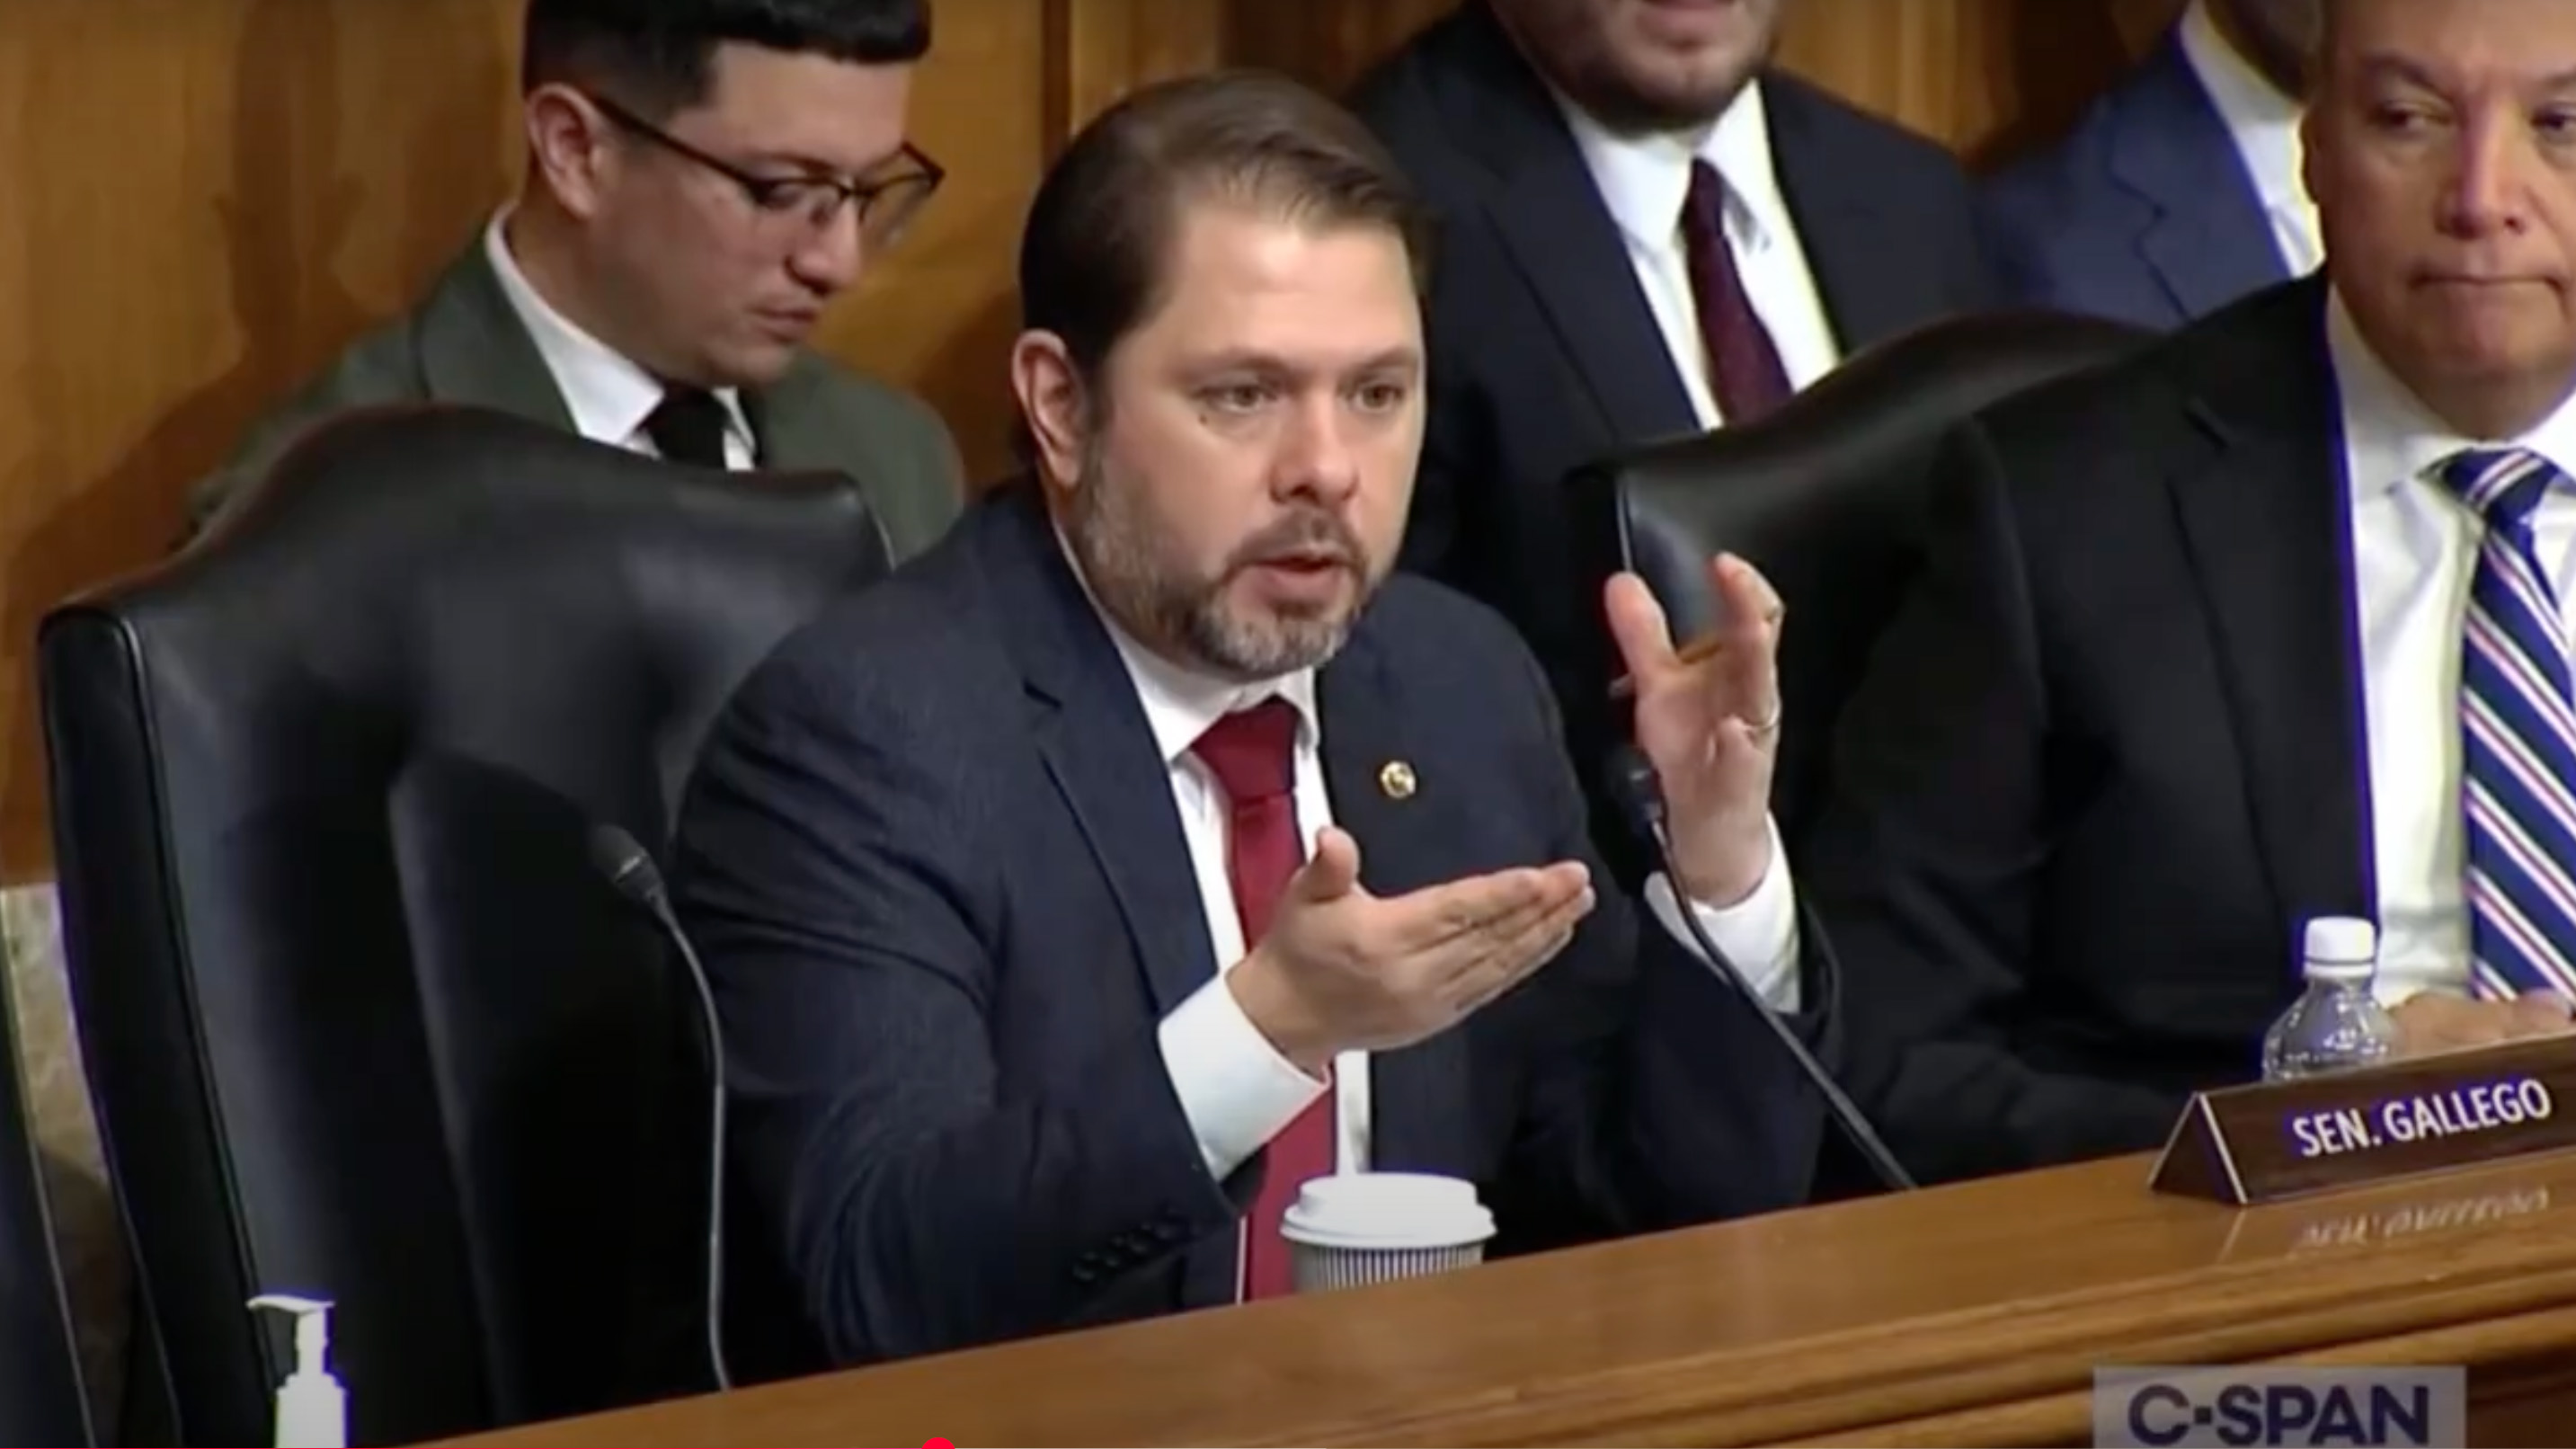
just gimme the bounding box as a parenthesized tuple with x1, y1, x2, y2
(1555, 79, 1842, 429)
(1078, 580, 1803, 1185)
(2177, 0, 2321, 276)
(2327, 291, 2576, 1003)
(481, 209, 758, 467)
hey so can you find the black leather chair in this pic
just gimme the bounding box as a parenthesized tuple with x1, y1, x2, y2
(0, 961, 93, 1445)
(38, 405, 892, 1446)
(1568, 309, 2154, 853)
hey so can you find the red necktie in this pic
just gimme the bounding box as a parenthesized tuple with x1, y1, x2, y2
(1680, 158, 1792, 424)
(1190, 698, 1334, 1300)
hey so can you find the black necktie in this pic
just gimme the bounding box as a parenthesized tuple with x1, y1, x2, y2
(644, 387, 732, 468)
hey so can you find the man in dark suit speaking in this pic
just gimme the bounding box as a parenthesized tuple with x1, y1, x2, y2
(1760, 0, 2576, 1187)
(670, 70, 1833, 1366)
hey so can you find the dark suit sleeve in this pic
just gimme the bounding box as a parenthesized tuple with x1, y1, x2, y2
(1486, 641, 1833, 1250)
(1975, 176, 2055, 312)
(1803, 422, 2177, 1180)
(858, 387, 966, 562)
(1935, 153, 2007, 314)
(1395, 288, 1497, 594)
(671, 659, 1239, 1365)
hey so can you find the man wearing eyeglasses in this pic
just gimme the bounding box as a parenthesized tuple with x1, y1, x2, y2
(182, 0, 963, 557)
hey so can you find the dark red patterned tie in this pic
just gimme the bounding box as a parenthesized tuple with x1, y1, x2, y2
(1680, 158, 1792, 424)
(1190, 698, 1333, 1299)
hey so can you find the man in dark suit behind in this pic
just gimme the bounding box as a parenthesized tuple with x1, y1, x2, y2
(671, 70, 1834, 1366)
(185, 0, 963, 557)
(1347, 0, 1995, 827)
(1730, 0, 2576, 1187)
(1981, 0, 2323, 331)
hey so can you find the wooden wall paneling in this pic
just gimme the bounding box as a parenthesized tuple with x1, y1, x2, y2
(0, 0, 524, 879)
(1053, 0, 1228, 140)
(2110, 0, 2191, 59)
(1220, 0, 1461, 94)
(809, 0, 1058, 495)
(1772, 0, 2139, 166)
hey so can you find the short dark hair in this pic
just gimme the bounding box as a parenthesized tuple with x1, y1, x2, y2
(1017, 69, 1435, 382)
(521, 0, 929, 118)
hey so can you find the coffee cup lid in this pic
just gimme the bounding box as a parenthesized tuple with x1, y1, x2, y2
(1278, 1171, 1496, 1251)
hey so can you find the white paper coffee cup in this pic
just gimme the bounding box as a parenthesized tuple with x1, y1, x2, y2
(1277, 1172, 1496, 1293)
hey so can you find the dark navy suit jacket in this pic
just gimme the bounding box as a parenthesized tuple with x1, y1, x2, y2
(1979, 31, 2291, 331)
(669, 482, 1834, 1366)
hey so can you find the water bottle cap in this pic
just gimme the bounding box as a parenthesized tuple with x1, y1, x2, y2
(2303, 915, 2377, 968)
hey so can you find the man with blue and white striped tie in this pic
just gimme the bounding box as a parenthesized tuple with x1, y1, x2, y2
(1698, 0, 2576, 1187)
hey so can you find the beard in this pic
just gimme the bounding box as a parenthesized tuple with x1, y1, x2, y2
(1565, 53, 1763, 135)
(1061, 447, 1379, 682)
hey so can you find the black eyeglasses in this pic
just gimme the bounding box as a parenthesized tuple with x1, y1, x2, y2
(588, 93, 943, 251)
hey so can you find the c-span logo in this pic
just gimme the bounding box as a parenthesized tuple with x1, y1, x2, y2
(2093, 1366, 2464, 1447)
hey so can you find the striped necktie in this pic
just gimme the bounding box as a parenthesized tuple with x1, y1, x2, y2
(2438, 447, 2576, 998)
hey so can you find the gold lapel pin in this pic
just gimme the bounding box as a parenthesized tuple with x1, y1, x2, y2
(1379, 760, 1417, 800)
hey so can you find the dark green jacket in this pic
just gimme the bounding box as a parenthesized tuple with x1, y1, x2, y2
(185, 241, 964, 557)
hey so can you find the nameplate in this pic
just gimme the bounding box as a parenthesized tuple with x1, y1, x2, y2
(2150, 1035, 2576, 1205)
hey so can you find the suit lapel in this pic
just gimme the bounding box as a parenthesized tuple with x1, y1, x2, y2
(1763, 77, 1914, 352)
(1483, 169, 1702, 447)
(2109, 39, 2295, 323)
(984, 487, 1221, 1017)
(413, 240, 579, 429)
(741, 359, 840, 473)
(1436, 4, 1701, 447)
(2164, 278, 2373, 933)
(415, 234, 855, 483)
(1317, 631, 1471, 1173)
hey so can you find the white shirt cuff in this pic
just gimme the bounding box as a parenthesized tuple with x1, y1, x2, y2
(1157, 971, 1329, 1179)
(1647, 814, 1803, 1013)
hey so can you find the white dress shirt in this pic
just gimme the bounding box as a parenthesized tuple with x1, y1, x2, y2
(2327, 293, 2576, 1004)
(2178, 0, 2322, 277)
(482, 209, 758, 468)
(1556, 80, 1843, 429)
(1080, 600, 1805, 1183)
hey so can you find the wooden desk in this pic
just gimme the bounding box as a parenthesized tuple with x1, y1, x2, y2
(439, 1151, 2576, 1446)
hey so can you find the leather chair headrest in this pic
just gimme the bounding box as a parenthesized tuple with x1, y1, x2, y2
(1567, 308, 2154, 841)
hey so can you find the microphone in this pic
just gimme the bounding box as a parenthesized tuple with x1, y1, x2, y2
(588, 823, 734, 1393)
(1603, 745, 1916, 1193)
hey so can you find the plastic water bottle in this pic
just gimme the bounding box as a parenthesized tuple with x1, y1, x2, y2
(2261, 917, 2400, 1082)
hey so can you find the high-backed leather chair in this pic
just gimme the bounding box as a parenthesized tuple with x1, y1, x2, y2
(0, 956, 93, 1445)
(38, 405, 893, 1446)
(1568, 310, 2154, 852)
